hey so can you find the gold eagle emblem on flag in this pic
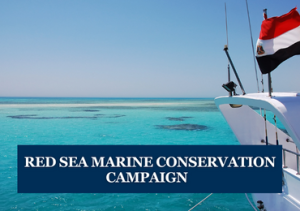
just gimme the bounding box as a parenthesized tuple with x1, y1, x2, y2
(257, 43, 265, 55)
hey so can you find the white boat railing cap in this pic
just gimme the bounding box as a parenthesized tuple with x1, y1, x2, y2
(215, 92, 300, 100)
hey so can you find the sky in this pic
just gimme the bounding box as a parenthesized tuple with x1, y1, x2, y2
(0, 0, 299, 98)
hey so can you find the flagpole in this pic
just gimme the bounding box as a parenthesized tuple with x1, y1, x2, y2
(263, 9, 273, 98)
(268, 73, 272, 97)
(245, 0, 260, 93)
(225, 3, 232, 97)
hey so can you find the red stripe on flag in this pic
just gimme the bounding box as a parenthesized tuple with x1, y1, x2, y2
(259, 7, 300, 40)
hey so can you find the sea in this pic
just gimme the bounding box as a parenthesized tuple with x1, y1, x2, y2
(0, 98, 255, 211)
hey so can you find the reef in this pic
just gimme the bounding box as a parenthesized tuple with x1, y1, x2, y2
(155, 124, 208, 131)
(165, 117, 192, 121)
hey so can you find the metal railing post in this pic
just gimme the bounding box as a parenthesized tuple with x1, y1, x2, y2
(262, 139, 300, 174)
(297, 155, 300, 175)
(283, 149, 287, 168)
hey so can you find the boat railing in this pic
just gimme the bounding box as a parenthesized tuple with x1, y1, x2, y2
(261, 140, 300, 175)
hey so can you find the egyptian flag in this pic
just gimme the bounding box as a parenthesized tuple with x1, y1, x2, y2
(256, 7, 300, 74)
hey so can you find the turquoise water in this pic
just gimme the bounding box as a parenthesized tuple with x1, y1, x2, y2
(0, 98, 254, 210)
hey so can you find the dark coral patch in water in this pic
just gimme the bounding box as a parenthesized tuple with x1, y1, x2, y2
(166, 117, 192, 121)
(83, 109, 100, 112)
(7, 115, 38, 119)
(109, 114, 126, 118)
(94, 114, 125, 118)
(156, 124, 208, 131)
(94, 114, 105, 117)
(59, 116, 97, 119)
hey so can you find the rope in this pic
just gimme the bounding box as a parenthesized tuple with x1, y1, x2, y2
(273, 115, 279, 145)
(245, 193, 258, 211)
(188, 193, 213, 211)
(261, 74, 265, 93)
(264, 109, 269, 145)
(245, 0, 260, 92)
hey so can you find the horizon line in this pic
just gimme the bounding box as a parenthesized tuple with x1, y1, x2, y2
(0, 96, 216, 99)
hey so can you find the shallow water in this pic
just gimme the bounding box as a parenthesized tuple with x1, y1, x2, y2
(0, 98, 254, 210)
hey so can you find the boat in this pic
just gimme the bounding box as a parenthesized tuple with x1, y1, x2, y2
(215, 7, 300, 211)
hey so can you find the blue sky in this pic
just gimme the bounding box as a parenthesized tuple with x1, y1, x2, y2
(0, 0, 299, 97)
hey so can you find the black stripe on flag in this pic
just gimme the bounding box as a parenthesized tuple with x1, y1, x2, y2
(256, 41, 300, 74)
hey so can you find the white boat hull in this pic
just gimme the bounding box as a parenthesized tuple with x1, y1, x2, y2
(215, 92, 300, 210)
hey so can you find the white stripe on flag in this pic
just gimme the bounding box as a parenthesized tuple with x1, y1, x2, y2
(256, 25, 300, 57)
